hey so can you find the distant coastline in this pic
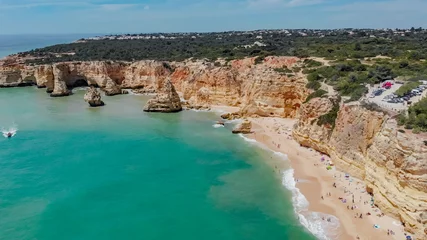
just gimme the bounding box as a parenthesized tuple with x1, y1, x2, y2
(0, 34, 96, 58)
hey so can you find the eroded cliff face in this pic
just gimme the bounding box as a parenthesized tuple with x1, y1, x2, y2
(293, 98, 427, 238)
(0, 56, 308, 117)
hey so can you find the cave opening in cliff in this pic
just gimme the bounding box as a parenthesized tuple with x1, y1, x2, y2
(70, 79, 89, 88)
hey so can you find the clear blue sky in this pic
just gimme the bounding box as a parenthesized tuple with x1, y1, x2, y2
(0, 0, 426, 34)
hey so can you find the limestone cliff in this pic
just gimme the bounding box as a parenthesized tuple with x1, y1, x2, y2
(0, 56, 308, 117)
(232, 119, 252, 134)
(293, 98, 427, 238)
(84, 86, 104, 107)
(143, 79, 182, 113)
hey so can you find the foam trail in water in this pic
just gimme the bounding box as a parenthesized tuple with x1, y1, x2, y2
(2, 124, 18, 138)
(282, 169, 340, 240)
(238, 133, 257, 143)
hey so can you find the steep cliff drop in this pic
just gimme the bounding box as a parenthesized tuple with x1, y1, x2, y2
(293, 98, 427, 239)
(143, 79, 182, 113)
(0, 57, 308, 117)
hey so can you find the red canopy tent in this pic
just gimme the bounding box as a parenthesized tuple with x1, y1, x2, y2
(382, 82, 392, 88)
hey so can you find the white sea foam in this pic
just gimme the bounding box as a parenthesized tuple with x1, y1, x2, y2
(273, 151, 288, 160)
(238, 133, 257, 143)
(225, 119, 241, 124)
(212, 124, 225, 128)
(73, 87, 89, 91)
(2, 124, 18, 138)
(189, 109, 211, 113)
(282, 169, 340, 240)
(235, 128, 339, 239)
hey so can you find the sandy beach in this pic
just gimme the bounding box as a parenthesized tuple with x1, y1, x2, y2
(243, 117, 408, 240)
(208, 103, 411, 240)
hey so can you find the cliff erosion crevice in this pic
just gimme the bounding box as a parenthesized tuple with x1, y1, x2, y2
(0, 56, 308, 118)
(293, 98, 427, 238)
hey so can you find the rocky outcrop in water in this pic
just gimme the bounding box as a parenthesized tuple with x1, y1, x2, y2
(50, 64, 71, 97)
(293, 98, 427, 239)
(143, 79, 182, 113)
(232, 119, 252, 134)
(0, 57, 308, 117)
(84, 86, 104, 107)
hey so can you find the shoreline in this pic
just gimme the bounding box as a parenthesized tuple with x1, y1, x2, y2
(244, 117, 406, 240)
(207, 105, 407, 240)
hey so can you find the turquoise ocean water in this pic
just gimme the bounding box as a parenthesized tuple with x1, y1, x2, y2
(0, 35, 321, 240)
(0, 88, 316, 240)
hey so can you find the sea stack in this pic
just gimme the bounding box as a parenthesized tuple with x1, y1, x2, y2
(143, 79, 182, 113)
(84, 86, 105, 107)
(232, 119, 252, 134)
(50, 64, 70, 97)
(102, 79, 122, 96)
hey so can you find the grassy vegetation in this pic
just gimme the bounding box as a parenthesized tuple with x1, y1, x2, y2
(15, 29, 427, 104)
(19, 29, 427, 65)
(304, 89, 327, 103)
(395, 81, 421, 97)
(317, 98, 341, 129)
(306, 81, 321, 90)
(302, 58, 427, 101)
(303, 59, 323, 68)
(274, 67, 293, 74)
(398, 97, 427, 132)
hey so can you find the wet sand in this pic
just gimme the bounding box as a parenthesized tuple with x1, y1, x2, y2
(244, 117, 407, 240)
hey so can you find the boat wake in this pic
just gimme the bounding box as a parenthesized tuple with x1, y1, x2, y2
(2, 125, 18, 138)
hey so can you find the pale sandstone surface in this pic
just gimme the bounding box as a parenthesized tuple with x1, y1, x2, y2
(293, 98, 427, 239)
(231, 119, 252, 134)
(1, 55, 426, 237)
(0, 56, 307, 117)
(143, 79, 182, 113)
(84, 86, 104, 107)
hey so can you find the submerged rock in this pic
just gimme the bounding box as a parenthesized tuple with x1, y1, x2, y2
(143, 79, 182, 113)
(232, 119, 252, 134)
(221, 112, 241, 120)
(84, 86, 104, 107)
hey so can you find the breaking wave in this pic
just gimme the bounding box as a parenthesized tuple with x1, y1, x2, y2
(282, 169, 340, 240)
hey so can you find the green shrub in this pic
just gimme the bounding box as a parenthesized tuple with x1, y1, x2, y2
(274, 67, 293, 74)
(303, 59, 323, 68)
(398, 129, 405, 133)
(306, 81, 321, 90)
(412, 128, 421, 134)
(304, 89, 327, 103)
(361, 101, 386, 113)
(317, 99, 340, 129)
(397, 114, 407, 126)
(395, 81, 421, 97)
(254, 56, 264, 64)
